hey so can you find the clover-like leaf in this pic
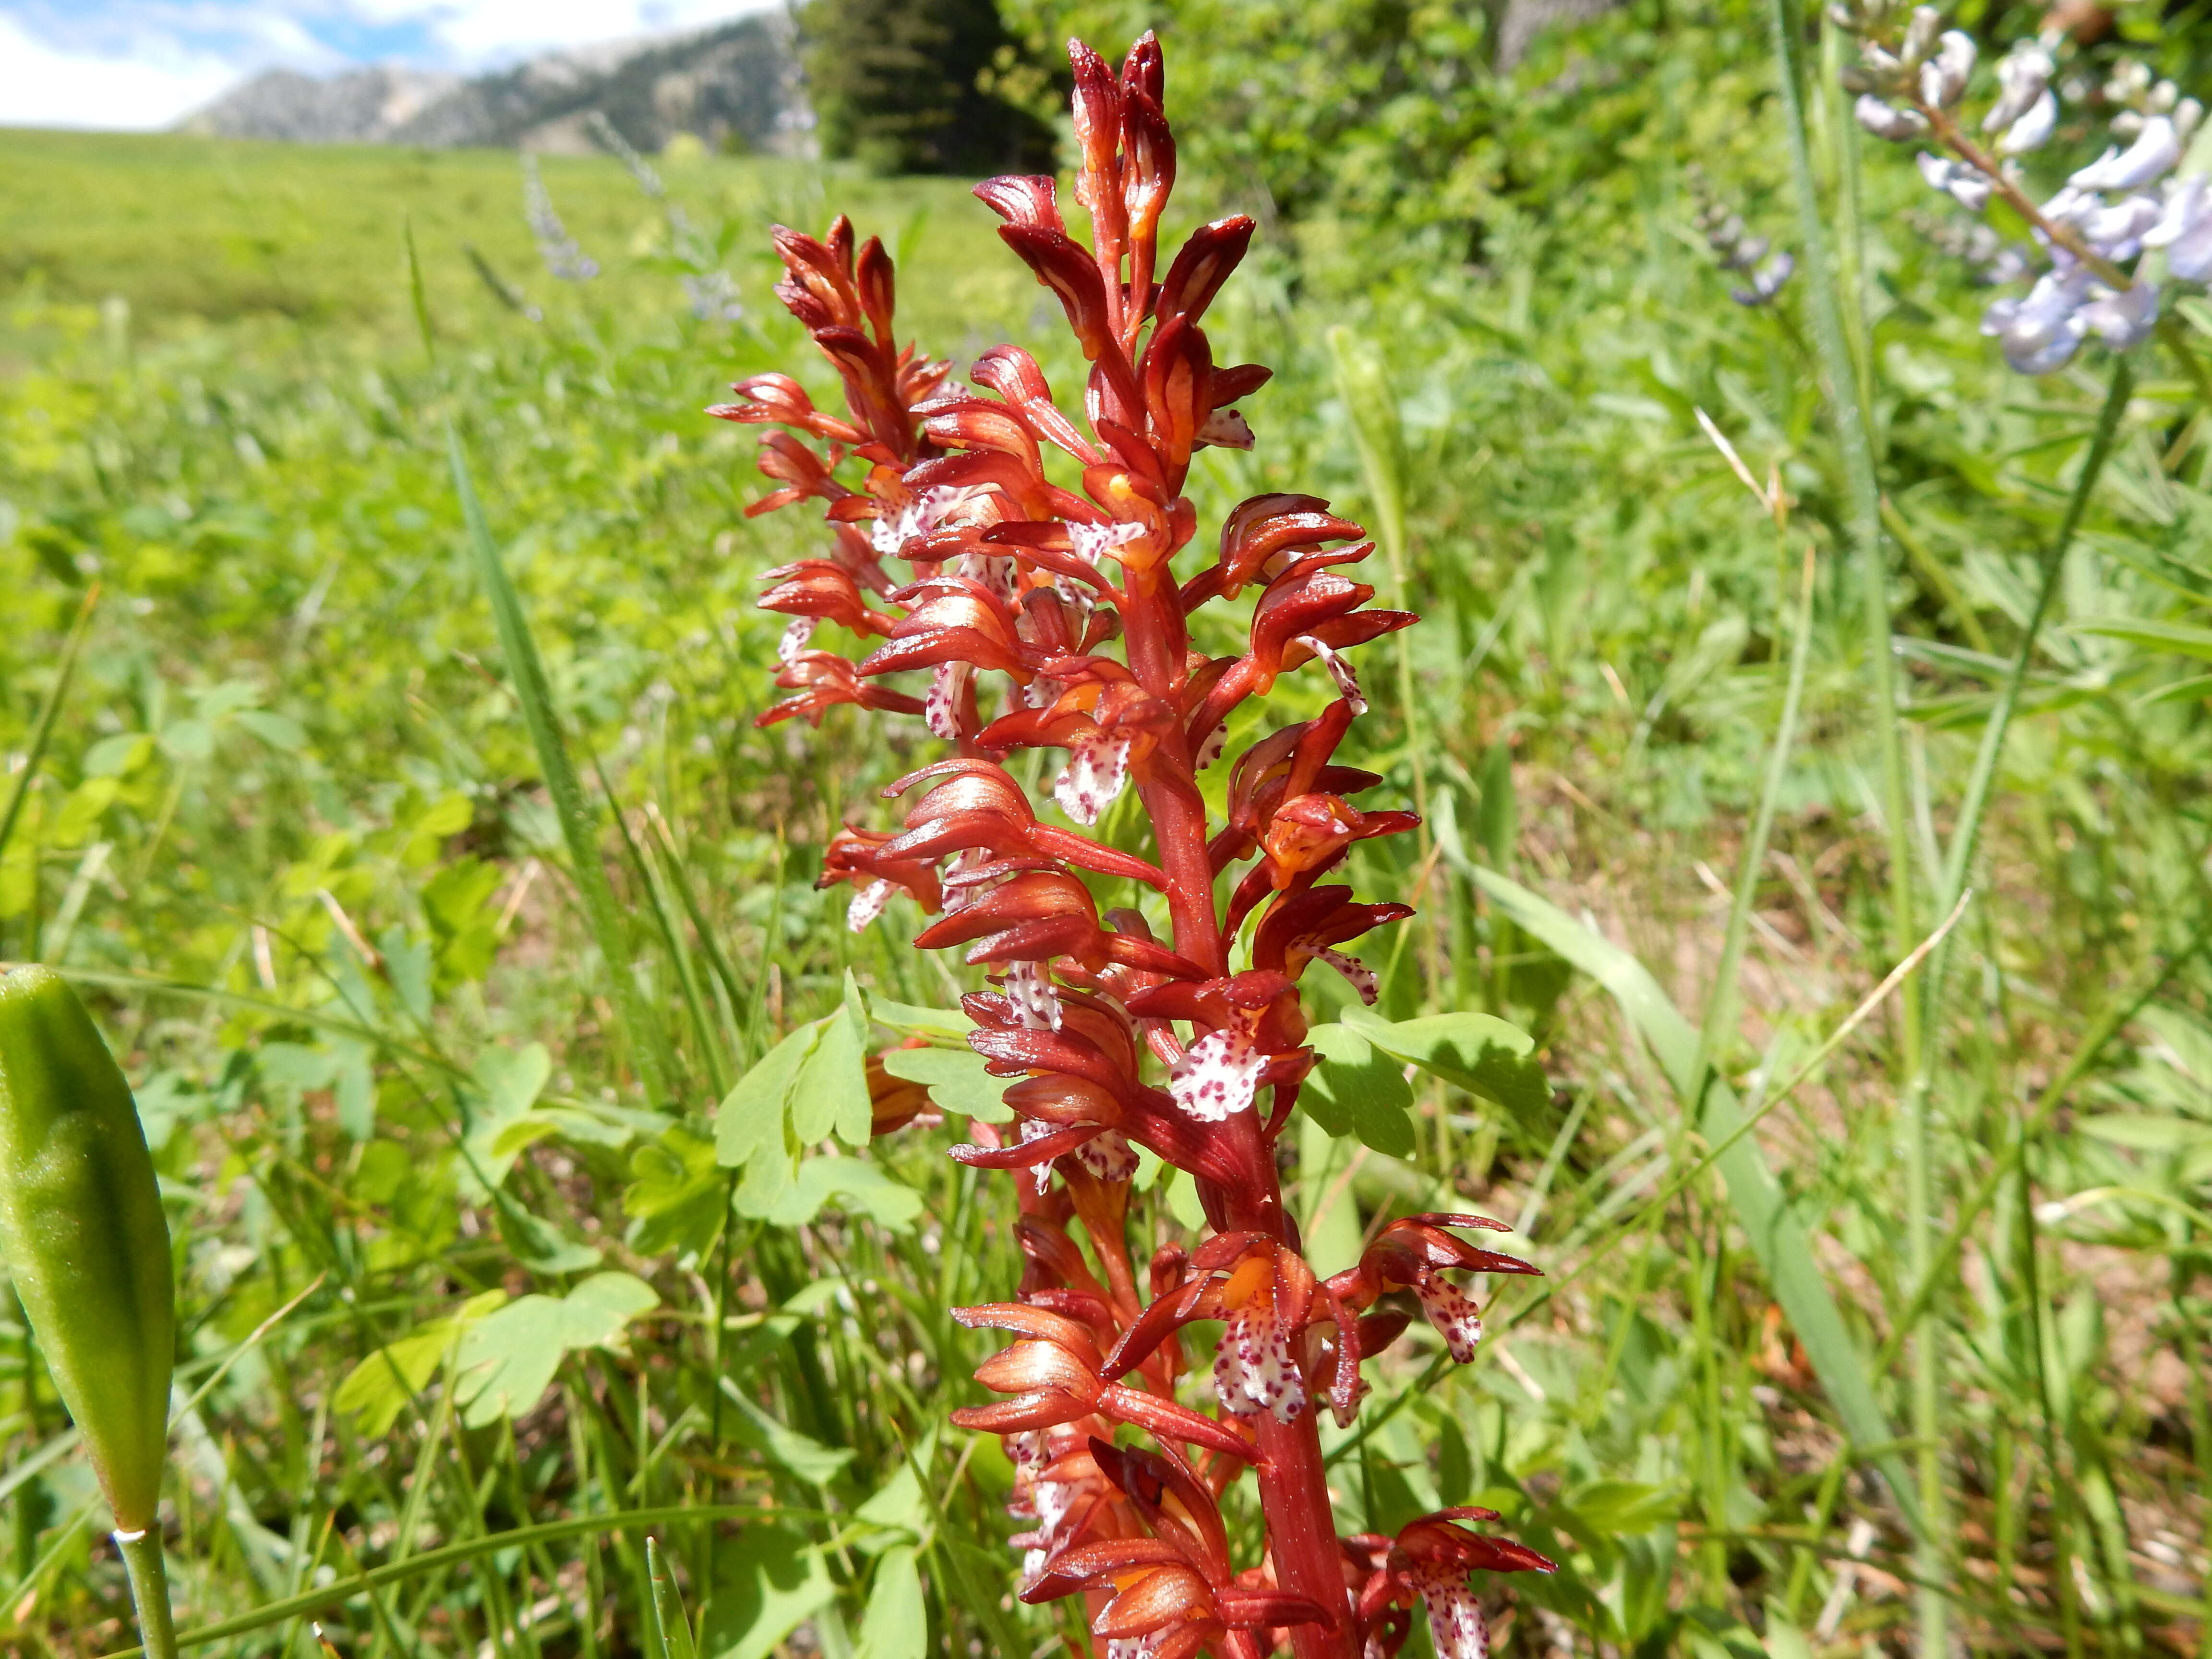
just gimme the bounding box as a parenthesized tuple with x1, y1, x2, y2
(1302, 1022, 1416, 1154)
(333, 1288, 506, 1436)
(881, 1043, 1012, 1123)
(453, 1271, 659, 1426)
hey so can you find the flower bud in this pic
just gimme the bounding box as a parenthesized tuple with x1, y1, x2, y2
(1856, 96, 1929, 142)
(0, 966, 174, 1531)
(1995, 89, 2057, 156)
(1900, 6, 1941, 66)
(1921, 31, 1974, 108)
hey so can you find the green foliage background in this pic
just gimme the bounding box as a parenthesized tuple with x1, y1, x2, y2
(3, 1, 2212, 1656)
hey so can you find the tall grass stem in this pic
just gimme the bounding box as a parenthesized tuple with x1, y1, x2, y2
(1767, 3, 1938, 1644)
(1693, 542, 1816, 1087)
(1934, 360, 2132, 917)
(448, 425, 671, 1110)
(0, 585, 99, 883)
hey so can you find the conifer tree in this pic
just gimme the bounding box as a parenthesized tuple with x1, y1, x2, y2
(801, 0, 1058, 174)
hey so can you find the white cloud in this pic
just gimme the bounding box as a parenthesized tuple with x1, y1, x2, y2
(0, 12, 243, 128)
(346, 0, 780, 63)
(0, 0, 782, 131)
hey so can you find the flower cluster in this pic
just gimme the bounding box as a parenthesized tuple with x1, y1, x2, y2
(521, 155, 599, 285)
(712, 33, 1553, 1659)
(1837, 3, 2210, 372)
(1691, 176, 1795, 306)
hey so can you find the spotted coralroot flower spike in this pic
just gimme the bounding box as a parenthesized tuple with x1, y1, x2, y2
(711, 34, 1555, 1659)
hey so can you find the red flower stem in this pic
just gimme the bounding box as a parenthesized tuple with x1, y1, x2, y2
(1125, 571, 1358, 1659)
(1124, 577, 1227, 977)
(1255, 1411, 1359, 1659)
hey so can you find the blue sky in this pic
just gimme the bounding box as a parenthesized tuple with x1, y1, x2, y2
(0, 0, 780, 130)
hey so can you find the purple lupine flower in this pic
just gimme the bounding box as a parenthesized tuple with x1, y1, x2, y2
(1982, 264, 2095, 373)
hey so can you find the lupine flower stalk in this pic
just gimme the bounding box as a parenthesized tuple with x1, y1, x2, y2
(711, 34, 1554, 1659)
(522, 155, 600, 284)
(1837, 2, 2210, 372)
(1690, 172, 1796, 306)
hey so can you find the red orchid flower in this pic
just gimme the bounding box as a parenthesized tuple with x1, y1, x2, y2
(714, 31, 1548, 1659)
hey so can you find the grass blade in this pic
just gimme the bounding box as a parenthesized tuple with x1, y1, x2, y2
(644, 1536, 698, 1659)
(0, 584, 99, 873)
(405, 217, 436, 366)
(1934, 359, 2131, 915)
(448, 425, 670, 1109)
(1469, 862, 1926, 1540)
(1695, 542, 1817, 1082)
(96, 1505, 776, 1657)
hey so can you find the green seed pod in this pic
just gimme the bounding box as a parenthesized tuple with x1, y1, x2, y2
(0, 965, 174, 1532)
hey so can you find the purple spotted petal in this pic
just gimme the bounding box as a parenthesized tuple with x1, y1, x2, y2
(848, 879, 893, 932)
(1314, 946, 1380, 1005)
(1297, 634, 1368, 714)
(926, 661, 971, 741)
(1212, 1299, 1306, 1422)
(1072, 1128, 1138, 1182)
(1415, 1270, 1485, 1363)
(1053, 730, 1133, 825)
(1170, 1027, 1265, 1122)
(1411, 1564, 1492, 1659)
(1003, 960, 1063, 1031)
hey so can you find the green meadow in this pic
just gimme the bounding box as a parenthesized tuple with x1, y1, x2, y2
(3, 8, 2211, 1655)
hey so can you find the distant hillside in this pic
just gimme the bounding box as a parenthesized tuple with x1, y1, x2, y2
(178, 14, 809, 156)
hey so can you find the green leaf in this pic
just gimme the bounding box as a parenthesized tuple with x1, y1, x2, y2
(422, 856, 505, 982)
(496, 1204, 603, 1274)
(762, 1156, 924, 1232)
(2134, 671, 2212, 708)
(715, 1022, 817, 1169)
(719, 1382, 854, 1484)
(1468, 863, 1922, 1539)
(1163, 1167, 1208, 1231)
(234, 709, 308, 751)
(881, 1044, 1011, 1123)
(332, 1040, 375, 1140)
(2078, 1114, 2212, 1153)
(625, 1126, 729, 1256)
(333, 1289, 505, 1436)
(788, 972, 872, 1147)
(1303, 1023, 1416, 1154)
(334, 1329, 455, 1437)
(466, 1042, 553, 1187)
(157, 718, 216, 763)
(81, 734, 151, 779)
(48, 778, 116, 845)
(705, 1522, 838, 1659)
(558, 1270, 660, 1343)
(1563, 1479, 1681, 1536)
(379, 926, 433, 1023)
(453, 1272, 657, 1426)
(852, 1428, 938, 1552)
(866, 997, 971, 1035)
(1341, 1006, 1549, 1117)
(2073, 617, 2212, 660)
(854, 1545, 926, 1659)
